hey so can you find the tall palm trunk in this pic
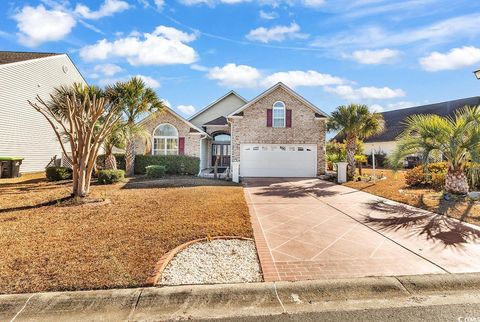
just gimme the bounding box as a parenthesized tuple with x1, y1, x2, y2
(125, 136, 136, 177)
(445, 167, 469, 194)
(105, 153, 117, 170)
(345, 137, 356, 180)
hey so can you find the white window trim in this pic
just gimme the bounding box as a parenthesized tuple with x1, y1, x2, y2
(152, 123, 179, 156)
(272, 101, 286, 128)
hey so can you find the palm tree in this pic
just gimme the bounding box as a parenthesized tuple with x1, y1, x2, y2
(327, 104, 385, 180)
(103, 121, 152, 170)
(390, 106, 480, 194)
(108, 77, 164, 176)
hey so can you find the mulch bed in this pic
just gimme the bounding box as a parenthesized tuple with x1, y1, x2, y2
(344, 169, 480, 226)
(0, 174, 252, 294)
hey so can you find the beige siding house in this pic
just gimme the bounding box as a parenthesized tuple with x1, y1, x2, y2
(137, 82, 328, 178)
(0, 52, 86, 173)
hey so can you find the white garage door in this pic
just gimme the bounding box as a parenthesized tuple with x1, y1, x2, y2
(240, 144, 317, 177)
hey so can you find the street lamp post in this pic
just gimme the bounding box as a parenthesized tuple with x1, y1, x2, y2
(474, 69, 480, 80)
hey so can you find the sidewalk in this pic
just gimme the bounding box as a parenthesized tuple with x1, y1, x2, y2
(2, 273, 480, 321)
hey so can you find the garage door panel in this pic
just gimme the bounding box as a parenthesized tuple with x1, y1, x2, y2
(240, 144, 316, 177)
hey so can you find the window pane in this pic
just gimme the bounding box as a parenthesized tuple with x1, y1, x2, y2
(166, 138, 178, 150)
(213, 134, 230, 142)
(273, 118, 284, 127)
(154, 124, 178, 136)
(273, 101, 285, 108)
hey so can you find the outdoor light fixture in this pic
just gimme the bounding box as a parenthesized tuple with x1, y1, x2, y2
(474, 69, 480, 80)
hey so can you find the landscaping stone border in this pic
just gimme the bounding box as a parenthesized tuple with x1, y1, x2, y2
(145, 236, 256, 286)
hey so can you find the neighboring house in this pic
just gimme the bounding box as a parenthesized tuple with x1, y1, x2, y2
(136, 82, 328, 177)
(362, 96, 480, 156)
(0, 51, 86, 173)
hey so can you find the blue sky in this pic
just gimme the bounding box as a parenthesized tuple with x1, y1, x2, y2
(2, 0, 480, 118)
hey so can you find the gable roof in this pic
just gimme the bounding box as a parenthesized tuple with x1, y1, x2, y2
(204, 116, 228, 126)
(188, 90, 248, 121)
(363, 96, 480, 143)
(138, 106, 208, 136)
(227, 82, 329, 118)
(0, 51, 61, 65)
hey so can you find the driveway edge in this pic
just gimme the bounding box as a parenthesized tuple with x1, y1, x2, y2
(2, 273, 480, 321)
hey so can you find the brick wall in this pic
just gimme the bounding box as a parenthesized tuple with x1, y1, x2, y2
(135, 109, 202, 157)
(230, 86, 326, 175)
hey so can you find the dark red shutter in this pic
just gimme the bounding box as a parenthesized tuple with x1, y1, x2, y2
(179, 137, 185, 155)
(267, 109, 273, 127)
(286, 109, 292, 128)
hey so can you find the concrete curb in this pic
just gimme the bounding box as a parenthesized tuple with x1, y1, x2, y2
(2, 273, 480, 321)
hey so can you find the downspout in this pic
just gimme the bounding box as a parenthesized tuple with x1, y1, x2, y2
(198, 134, 208, 176)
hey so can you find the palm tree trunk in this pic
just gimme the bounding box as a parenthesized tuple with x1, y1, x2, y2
(125, 137, 135, 177)
(105, 153, 117, 170)
(445, 167, 469, 194)
(346, 137, 356, 180)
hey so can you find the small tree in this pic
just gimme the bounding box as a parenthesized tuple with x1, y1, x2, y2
(390, 106, 480, 194)
(328, 104, 385, 180)
(29, 83, 121, 197)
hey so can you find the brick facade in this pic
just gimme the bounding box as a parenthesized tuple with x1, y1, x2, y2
(135, 109, 202, 157)
(229, 86, 326, 175)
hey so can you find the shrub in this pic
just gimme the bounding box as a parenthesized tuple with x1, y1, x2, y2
(146, 165, 167, 178)
(96, 154, 126, 170)
(134, 155, 199, 175)
(97, 169, 125, 184)
(46, 167, 73, 181)
(405, 162, 448, 189)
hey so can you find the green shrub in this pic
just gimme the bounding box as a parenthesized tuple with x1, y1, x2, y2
(97, 169, 125, 184)
(46, 167, 73, 181)
(146, 165, 167, 178)
(134, 155, 199, 175)
(96, 154, 126, 170)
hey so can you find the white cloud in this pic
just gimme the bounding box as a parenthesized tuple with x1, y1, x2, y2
(259, 10, 278, 20)
(153, 26, 197, 42)
(177, 104, 196, 115)
(262, 70, 344, 88)
(369, 101, 419, 113)
(75, 0, 130, 20)
(207, 63, 261, 88)
(246, 23, 308, 43)
(13, 5, 76, 47)
(325, 85, 405, 100)
(154, 0, 165, 9)
(419, 46, 480, 72)
(79, 26, 198, 65)
(312, 13, 480, 49)
(302, 0, 325, 7)
(347, 48, 400, 64)
(94, 63, 123, 76)
(136, 75, 161, 88)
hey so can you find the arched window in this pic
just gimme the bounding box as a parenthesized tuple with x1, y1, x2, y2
(153, 124, 178, 155)
(272, 101, 286, 128)
(213, 133, 231, 142)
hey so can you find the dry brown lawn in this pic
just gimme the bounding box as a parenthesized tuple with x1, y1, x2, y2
(344, 168, 480, 226)
(0, 174, 252, 294)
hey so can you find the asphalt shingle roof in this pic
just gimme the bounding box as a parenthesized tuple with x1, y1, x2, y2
(0, 51, 61, 65)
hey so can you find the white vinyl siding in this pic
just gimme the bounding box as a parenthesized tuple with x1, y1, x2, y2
(0, 55, 85, 172)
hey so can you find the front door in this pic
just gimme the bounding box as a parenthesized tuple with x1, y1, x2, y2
(212, 144, 231, 168)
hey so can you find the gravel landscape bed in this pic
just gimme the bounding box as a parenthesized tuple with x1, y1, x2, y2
(160, 239, 263, 285)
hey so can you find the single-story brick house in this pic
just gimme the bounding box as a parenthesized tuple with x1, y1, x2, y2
(136, 82, 328, 178)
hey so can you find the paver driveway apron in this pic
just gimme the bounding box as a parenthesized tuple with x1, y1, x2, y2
(244, 178, 480, 282)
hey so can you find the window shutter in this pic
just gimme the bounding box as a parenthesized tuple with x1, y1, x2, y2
(267, 109, 273, 127)
(179, 137, 185, 155)
(286, 109, 292, 128)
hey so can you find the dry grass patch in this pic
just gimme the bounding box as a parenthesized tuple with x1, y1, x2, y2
(344, 169, 480, 226)
(0, 174, 252, 294)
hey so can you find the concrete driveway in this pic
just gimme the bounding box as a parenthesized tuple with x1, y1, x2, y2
(243, 178, 480, 281)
